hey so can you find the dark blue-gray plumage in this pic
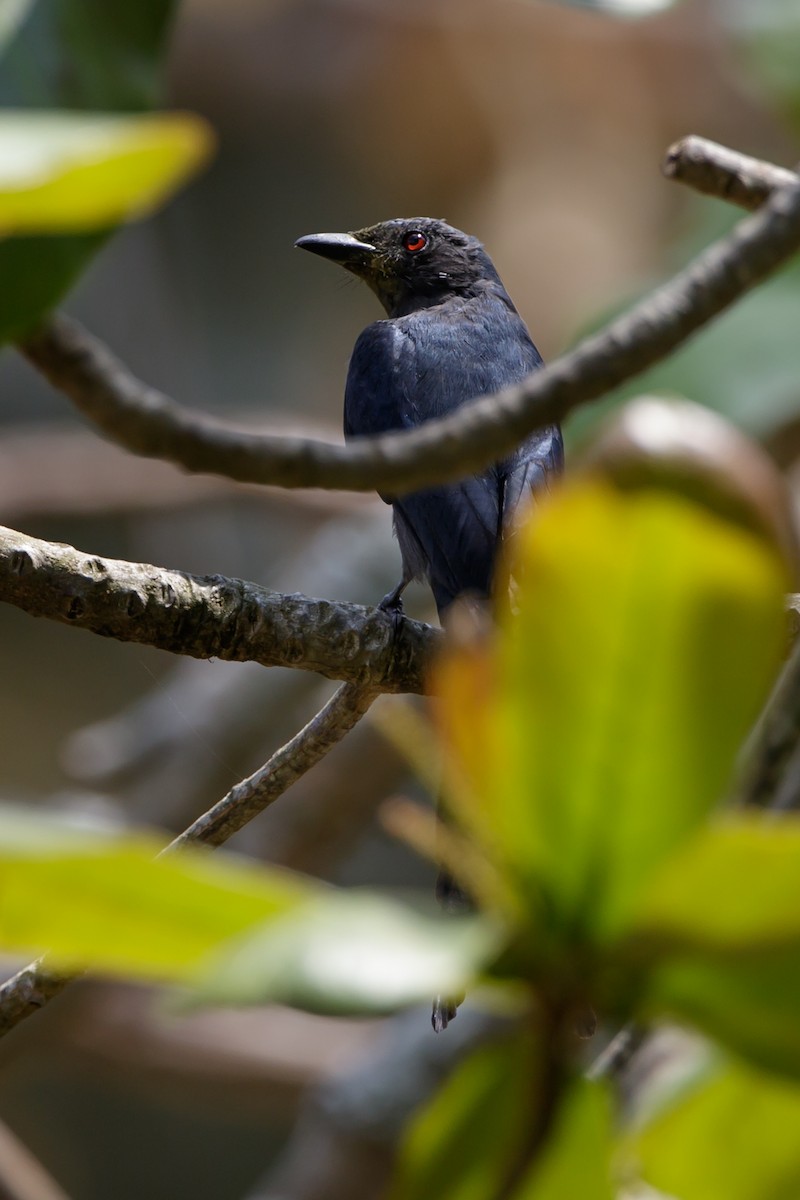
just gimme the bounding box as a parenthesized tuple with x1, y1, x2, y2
(296, 217, 563, 618)
(296, 217, 563, 1030)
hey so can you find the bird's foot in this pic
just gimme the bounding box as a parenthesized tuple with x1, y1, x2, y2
(378, 582, 406, 614)
(378, 582, 408, 634)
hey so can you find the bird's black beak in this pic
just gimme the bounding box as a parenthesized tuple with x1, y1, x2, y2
(294, 232, 377, 267)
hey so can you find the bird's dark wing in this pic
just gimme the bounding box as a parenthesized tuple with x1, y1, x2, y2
(344, 312, 553, 614)
(501, 423, 564, 531)
(391, 478, 502, 612)
(345, 320, 506, 609)
(344, 321, 417, 444)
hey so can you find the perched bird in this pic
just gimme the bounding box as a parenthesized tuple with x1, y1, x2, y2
(296, 218, 562, 614)
(296, 218, 563, 1026)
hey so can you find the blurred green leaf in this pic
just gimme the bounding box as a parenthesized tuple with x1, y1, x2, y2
(631, 1057, 800, 1200)
(394, 1041, 613, 1200)
(620, 817, 800, 1078)
(0, 0, 33, 50)
(516, 1079, 614, 1200)
(0, 0, 177, 111)
(191, 891, 498, 1015)
(633, 816, 800, 949)
(0, 111, 213, 234)
(0, 807, 304, 980)
(435, 482, 786, 944)
(0, 0, 178, 341)
(568, 202, 800, 450)
(721, 1, 800, 130)
(391, 1031, 540, 1200)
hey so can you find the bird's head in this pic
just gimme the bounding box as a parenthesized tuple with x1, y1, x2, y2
(295, 218, 501, 317)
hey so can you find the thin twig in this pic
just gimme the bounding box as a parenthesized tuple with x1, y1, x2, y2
(169, 682, 378, 848)
(0, 524, 435, 694)
(663, 135, 798, 211)
(735, 600, 800, 810)
(0, 959, 72, 1039)
(17, 149, 800, 495)
(0, 685, 379, 1037)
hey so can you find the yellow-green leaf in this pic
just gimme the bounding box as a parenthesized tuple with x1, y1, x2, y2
(391, 1031, 541, 1200)
(433, 480, 786, 944)
(0, 110, 213, 235)
(191, 891, 498, 1015)
(0, 808, 303, 980)
(615, 817, 800, 1078)
(393, 1040, 613, 1200)
(0, 0, 178, 340)
(516, 1079, 614, 1200)
(630, 1058, 800, 1200)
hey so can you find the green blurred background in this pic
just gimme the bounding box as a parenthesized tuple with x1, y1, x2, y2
(1, 1, 800, 1196)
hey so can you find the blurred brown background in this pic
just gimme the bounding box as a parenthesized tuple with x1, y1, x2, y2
(1, 1, 799, 1197)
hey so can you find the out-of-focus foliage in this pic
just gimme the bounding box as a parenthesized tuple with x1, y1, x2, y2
(434, 481, 786, 943)
(570, 205, 800, 443)
(2, 3, 800, 1194)
(398, 470, 797, 1199)
(630, 1056, 800, 1200)
(391, 1033, 543, 1200)
(0, 429, 798, 1196)
(0, 806, 495, 1008)
(567, 0, 800, 446)
(724, 0, 800, 129)
(0, 807, 303, 978)
(0, 111, 213, 235)
(191, 891, 496, 1016)
(0, 0, 33, 49)
(632, 818, 800, 1079)
(394, 1046, 613, 1200)
(519, 1081, 614, 1200)
(0, 0, 178, 340)
(0, 0, 177, 111)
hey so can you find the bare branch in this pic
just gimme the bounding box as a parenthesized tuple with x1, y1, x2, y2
(0, 682, 380, 1036)
(663, 135, 798, 211)
(0, 525, 435, 694)
(0, 959, 71, 1039)
(169, 681, 379, 849)
(735, 598, 800, 810)
(18, 151, 800, 495)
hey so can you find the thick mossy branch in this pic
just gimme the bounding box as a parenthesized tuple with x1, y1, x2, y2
(0, 526, 435, 694)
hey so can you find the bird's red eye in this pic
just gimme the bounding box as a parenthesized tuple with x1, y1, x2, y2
(404, 231, 427, 253)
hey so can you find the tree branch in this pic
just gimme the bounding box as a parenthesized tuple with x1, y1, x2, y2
(735, 595, 800, 810)
(0, 959, 72, 1039)
(169, 681, 378, 849)
(17, 143, 800, 494)
(0, 682, 380, 1037)
(0, 525, 435, 694)
(663, 135, 798, 210)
